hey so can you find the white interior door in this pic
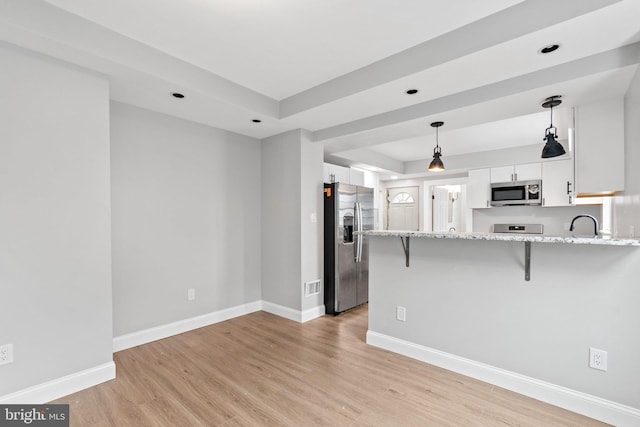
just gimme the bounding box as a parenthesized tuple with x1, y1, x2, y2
(387, 187, 419, 231)
(432, 187, 449, 232)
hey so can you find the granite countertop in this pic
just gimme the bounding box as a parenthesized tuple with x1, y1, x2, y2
(358, 230, 640, 246)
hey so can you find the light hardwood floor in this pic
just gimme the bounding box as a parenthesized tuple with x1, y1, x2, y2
(54, 305, 609, 426)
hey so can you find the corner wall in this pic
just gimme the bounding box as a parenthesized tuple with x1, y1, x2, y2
(261, 131, 303, 311)
(0, 44, 113, 399)
(110, 102, 262, 336)
(261, 130, 324, 320)
(300, 131, 324, 313)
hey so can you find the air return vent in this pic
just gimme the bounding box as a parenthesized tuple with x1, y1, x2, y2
(305, 280, 321, 296)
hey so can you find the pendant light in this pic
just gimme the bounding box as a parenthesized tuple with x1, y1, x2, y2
(428, 121, 445, 172)
(541, 96, 566, 158)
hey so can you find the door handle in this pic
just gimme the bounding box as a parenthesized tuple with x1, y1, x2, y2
(356, 202, 362, 262)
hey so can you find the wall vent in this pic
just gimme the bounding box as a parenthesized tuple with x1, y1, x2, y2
(305, 279, 321, 296)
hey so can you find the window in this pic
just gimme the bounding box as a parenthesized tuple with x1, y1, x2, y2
(391, 192, 414, 204)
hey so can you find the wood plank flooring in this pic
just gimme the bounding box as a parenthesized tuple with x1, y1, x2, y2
(53, 305, 609, 426)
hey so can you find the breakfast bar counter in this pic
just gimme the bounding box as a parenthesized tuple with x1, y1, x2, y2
(359, 229, 640, 246)
(361, 231, 640, 425)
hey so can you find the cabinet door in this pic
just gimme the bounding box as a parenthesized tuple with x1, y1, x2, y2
(467, 168, 491, 208)
(324, 163, 350, 183)
(349, 169, 365, 186)
(323, 163, 333, 183)
(334, 165, 350, 183)
(515, 163, 541, 181)
(542, 159, 574, 207)
(575, 97, 624, 195)
(490, 166, 514, 183)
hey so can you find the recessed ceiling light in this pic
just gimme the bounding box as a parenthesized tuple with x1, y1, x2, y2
(538, 44, 560, 54)
(171, 92, 185, 99)
(405, 89, 419, 95)
(252, 119, 262, 123)
(390, 175, 399, 180)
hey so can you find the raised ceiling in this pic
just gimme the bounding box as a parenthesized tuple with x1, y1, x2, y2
(2, 0, 639, 178)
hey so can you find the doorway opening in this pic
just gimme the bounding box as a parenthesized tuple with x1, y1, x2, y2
(432, 185, 462, 232)
(386, 186, 419, 231)
(424, 177, 471, 233)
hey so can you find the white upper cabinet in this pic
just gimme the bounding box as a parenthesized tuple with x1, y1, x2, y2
(490, 166, 515, 183)
(490, 163, 541, 183)
(467, 168, 491, 209)
(349, 168, 365, 186)
(323, 163, 349, 183)
(575, 97, 624, 196)
(542, 159, 574, 207)
(323, 163, 364, 185)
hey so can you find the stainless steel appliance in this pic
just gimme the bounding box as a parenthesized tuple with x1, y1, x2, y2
(491, 180, 542, 206)
(324, 183, 374, 315)
(493, 223, 543, 234)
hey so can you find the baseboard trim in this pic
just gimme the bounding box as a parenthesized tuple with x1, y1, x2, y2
(113, 300, 262, 352)
(0, 362, 115, 404)
(301, 305, 326, 323)
(366, 330, 640, 427)
(262, 301, 325, 323)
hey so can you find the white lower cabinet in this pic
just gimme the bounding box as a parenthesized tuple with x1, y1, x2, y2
(467, 168, 491, 208)
(542, 159, 574, 207)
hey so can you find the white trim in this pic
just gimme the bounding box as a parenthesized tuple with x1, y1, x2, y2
(301, 305, 325, 323)
(261, 301, 301, 322)
(113, 300, 262, 352)
(262, 301, 325, 323)
(114, 300, 325, 352)
(366, 331, 640, 427)
(0, 362, 115, 404)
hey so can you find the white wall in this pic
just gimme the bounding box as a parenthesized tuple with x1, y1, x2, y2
(261, 129, 324, 318)
(110, 102, 262, 336)
(261, 130, 303, 311)
(300, 131, 324, 312)
(0, 44, 113, 396)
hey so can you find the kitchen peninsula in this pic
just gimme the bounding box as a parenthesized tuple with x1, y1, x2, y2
(361, 230, 640, 426)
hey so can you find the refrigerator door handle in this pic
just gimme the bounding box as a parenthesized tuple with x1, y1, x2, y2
(356, 202, 363, 262)
(354, 202, 359, 261)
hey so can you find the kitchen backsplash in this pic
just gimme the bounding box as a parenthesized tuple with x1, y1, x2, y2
(472, 205, 602, 236)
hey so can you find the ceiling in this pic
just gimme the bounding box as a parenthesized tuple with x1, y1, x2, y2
(2, 0, 639, 179)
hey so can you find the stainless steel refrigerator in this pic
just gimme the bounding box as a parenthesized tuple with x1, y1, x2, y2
(324, 183, 374, 315)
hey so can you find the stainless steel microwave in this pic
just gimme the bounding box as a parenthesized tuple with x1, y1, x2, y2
(490, 180, 542, 206)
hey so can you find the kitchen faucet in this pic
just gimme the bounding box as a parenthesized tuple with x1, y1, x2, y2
(569, 214, 599, 237)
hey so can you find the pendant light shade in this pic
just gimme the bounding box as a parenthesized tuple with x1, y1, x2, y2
(542, 132, 566, 158)
(428, 121, 445, 172)
(541, 96, 566, 158)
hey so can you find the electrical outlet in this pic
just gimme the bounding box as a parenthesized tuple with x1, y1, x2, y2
(187, 288, 195, 301)
(0, 344, 13, 365)
(396, 306, 406, 322)
(589, 347, 608, 371)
